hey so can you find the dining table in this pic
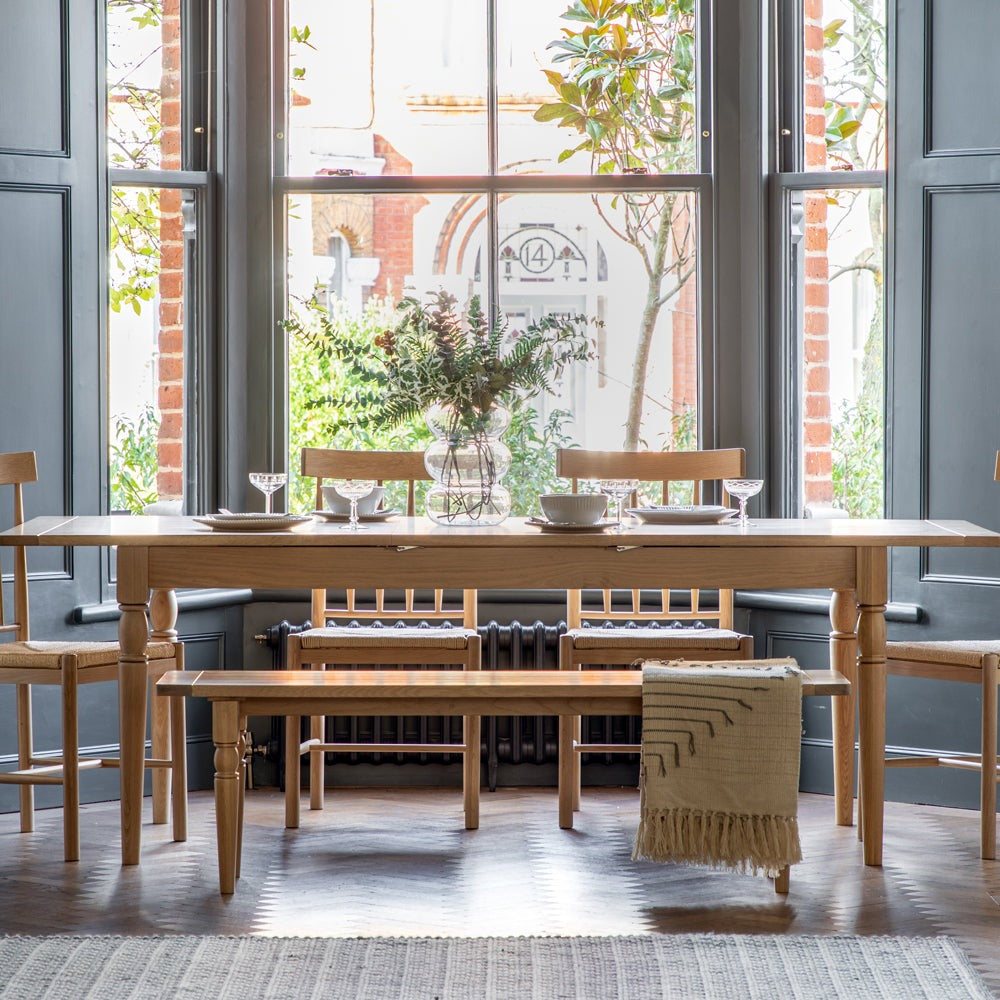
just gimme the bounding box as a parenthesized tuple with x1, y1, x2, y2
(1, 513, 996, 870)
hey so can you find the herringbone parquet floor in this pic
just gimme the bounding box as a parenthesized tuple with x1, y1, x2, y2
(0, 788, 996, 995)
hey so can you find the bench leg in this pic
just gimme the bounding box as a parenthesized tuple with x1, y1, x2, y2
(285, 715, 300, 829)
(464, 715, 480, 830)
(773, 866, 790, 894)
(558, 716, 574, 829)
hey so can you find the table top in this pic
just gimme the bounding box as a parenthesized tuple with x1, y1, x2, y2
(2, 515, 997, 549)
(157, 668, 851, 700)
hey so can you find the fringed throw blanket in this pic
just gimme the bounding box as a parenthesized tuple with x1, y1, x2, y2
(632, 658, 804, 877)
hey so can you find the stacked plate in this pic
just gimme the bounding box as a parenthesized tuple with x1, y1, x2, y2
(525, 516, 616, 532)
(193, 512, 313, 532)
(626, 505, 737, 525)
(312, 508, 401, 523)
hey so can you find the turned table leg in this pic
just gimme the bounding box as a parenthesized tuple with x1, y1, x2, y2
(117, 548, 151, 866)
(830, 589, 858, 827)
(149, 588, 178, 827)
(856, 547, 887, 866)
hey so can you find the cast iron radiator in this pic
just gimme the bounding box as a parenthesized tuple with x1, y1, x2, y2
(255, 619, 644, 790)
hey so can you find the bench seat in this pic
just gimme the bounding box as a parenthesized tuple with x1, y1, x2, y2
(156, 667, 850, 895)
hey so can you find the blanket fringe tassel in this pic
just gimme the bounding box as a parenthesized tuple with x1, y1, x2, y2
(632, 809, 802, 878)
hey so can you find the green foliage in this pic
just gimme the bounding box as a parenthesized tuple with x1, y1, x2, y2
(110, 404, 160, 513)
(505, 404, 578, 516)
(535, 0, 697, 174)
(109, 187, 160, 315)
(285, 293, 592, 515)
(533, 1, 699, 448)
(831, 399, 884, 518)
(289, 23, 316, 82)
(825, 100, 862, 150)
(286, 294, 422, 510)
(284, 290, 592, 436)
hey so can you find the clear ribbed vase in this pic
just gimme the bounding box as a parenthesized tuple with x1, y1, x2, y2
(423, 403, 512, 526)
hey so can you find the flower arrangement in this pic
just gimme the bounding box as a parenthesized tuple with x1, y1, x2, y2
(285, 289, 592, 436)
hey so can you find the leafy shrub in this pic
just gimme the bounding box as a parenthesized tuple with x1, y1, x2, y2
(110, 404, 160, 512)
(831, 398, 884, 518)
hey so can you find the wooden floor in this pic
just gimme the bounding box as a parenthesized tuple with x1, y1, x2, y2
(0, 788, 997, 995)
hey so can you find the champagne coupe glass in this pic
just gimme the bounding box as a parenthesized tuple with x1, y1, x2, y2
(599, 478, 639, 531)
(248, 472, 287, 514)
(723, 478, 764, 528)
(335, 479, 376, 531)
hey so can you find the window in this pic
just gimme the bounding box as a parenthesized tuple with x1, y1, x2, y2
(105, 0, 211, 514)
(281, 0, 710, 511)
(777, 0, 887, 517)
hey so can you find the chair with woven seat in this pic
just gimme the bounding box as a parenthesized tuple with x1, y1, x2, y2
(284, 447, 481, 830)
(883, 640, 997, 857)
(0, 451, 186, 861)
(555, 447, 754, 817)
(879, 454, 1000, 859)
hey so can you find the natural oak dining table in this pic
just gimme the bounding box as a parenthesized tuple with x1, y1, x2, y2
(1, 513, 996, 869)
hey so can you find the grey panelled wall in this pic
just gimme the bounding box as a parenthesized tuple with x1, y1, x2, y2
(0, 0, 125, 810)
(874, 0, 999, 810)
(0, 2, 220, 809)
(891, 0, 1000, 609)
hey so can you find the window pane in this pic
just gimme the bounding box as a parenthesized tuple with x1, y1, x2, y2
(284, 187, 699, 512)
(287, 0, 488, 176)
(802, 0, 887, 171)
(497, 191, 699, 453)
(284, 191, 483, 510)
(498, 0, 698, 175)
(107, 0, 183, 170)
(791, 186, 884, 516)
(108, 185, 190, 513)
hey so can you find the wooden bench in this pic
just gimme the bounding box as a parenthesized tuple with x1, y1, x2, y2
(157, 667, 851, 894)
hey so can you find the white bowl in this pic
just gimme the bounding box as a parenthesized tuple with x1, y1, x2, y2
(321, 484, 386, 515)
(539, 493, 607, 525)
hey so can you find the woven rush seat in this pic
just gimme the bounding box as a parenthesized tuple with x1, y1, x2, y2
(0, 640, 176, 668)
(886, 639, 1000, 668)
(298, 626, 476, 650)
(568, 627, 745, 649)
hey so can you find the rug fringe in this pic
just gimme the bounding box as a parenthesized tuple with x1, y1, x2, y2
(632, 808, 802, 877)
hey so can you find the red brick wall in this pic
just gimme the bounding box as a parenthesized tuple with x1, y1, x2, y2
(802, 0, 833, 506)
(670, 196, 698, 438)
(372, 135, 421, 301)
(157, 0, 184, 500)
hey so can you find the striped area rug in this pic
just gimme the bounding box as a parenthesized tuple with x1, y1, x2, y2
(0, 934, 991, 999)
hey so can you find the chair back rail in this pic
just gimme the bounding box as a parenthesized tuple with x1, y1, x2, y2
(301, 448, 476, 628)
(556, 447, 745, 627)
(0, 451, 37, 640)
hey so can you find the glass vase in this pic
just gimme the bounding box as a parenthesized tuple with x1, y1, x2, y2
(423, 403, 512, 526)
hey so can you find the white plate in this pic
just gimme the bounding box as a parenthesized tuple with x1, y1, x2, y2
(626, 505, 737, 525)
(312, 508, 401, 523)
(193, 513, 312, 532)
(526, 516, 617, 532)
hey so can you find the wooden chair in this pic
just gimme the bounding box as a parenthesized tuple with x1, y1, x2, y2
(880, 451, 1000, 859)
(284, 448, 481, 830)
(0, 451, 186, 861)
(555, 447, 754, 812)
(883, 642, 998, 858)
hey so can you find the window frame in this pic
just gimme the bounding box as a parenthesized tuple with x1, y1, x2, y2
(101, 0, 216, 600)
(770, 0, 888, 517)
(270, 0, 719, 470)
